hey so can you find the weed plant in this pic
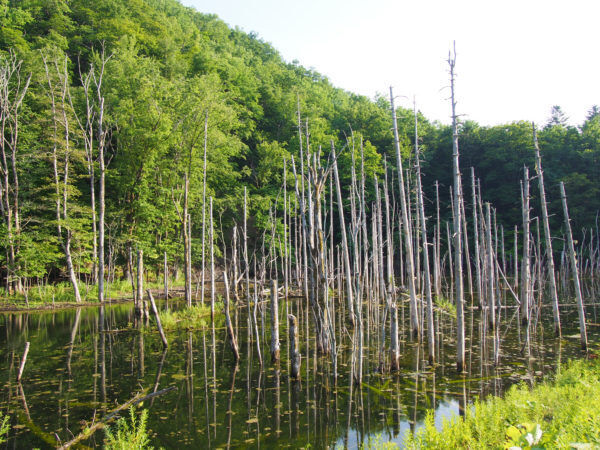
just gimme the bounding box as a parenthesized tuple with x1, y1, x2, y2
(158, 302, 223, 330)
(404, 359, 600, 449)
(0, 413, 9, 444)
(104, 406, 152, 450)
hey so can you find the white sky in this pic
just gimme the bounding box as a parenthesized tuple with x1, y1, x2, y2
(180, 0, 599, 126)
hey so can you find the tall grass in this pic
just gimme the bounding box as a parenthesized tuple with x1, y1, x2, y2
(404, 359, 600, 449)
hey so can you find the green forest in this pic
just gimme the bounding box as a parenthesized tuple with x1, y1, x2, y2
(0, 0, 599, 296)
(2, 1, 600, 448)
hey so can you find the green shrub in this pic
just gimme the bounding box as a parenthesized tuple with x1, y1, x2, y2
(0, 412, 9, 444)
(404, 360, 600, 449)
(104, 406, 152, 450)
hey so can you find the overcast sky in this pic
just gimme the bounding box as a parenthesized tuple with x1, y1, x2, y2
(180, 0, 599, 126)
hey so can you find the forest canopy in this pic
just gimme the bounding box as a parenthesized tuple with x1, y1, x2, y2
(0, 0, 598, 289)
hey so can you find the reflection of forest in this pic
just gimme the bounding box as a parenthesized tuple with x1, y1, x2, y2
(0, 299, 595, 448)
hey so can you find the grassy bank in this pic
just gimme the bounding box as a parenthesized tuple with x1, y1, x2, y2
(0, 278, 184, 310)
(405, 358, 600, 449)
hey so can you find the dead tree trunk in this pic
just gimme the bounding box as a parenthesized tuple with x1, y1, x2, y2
(288, 314, 301, 380)
(93, 48, 110, 304)
(520, 168, 531, 327)
(136, 249, 144, 317)
(71, 64, 97, 284)
(471, 169, 483, 309)
(414, 100, 435, 364)
(0, 52, 31, 294)
(390, 86, 420, 338)
(223, 271, 239, 362)
(201, 112, 209, 304)
(331, 146, 355, 329)
(163, 251, 168, 301)
(270, 279, 280, 362)
(532, 124, 561, 336)
(42, 54, 82, 303)
(448, 45, 466, 372)
(560, 182, 588, 350)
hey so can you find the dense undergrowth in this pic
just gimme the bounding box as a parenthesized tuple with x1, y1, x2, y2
(404, 359, 600, 449)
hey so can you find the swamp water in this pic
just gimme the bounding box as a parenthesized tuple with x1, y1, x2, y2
(1, 297, 599, 449)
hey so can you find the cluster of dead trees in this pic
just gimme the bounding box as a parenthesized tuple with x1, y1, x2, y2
(2, 46, 595, 379)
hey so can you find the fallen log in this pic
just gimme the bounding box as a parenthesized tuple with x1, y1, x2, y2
(58, 386, 176, 449)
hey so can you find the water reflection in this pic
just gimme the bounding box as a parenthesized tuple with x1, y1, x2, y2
(0, 299, 598, 448)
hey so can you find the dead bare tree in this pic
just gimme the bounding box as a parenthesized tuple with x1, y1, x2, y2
(413, 99, 435, 364)
(448, 43, 466, 372)
(42, 54, 83, 303)
(0, 51, 31, 293)
(390, 86, 420, 338)
(91, 46, 111, 304)
(532, 124, 561, 336)
(560, 182, 588, 350)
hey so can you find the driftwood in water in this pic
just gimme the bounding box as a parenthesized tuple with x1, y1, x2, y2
(147, 290, 168, 348)
(58, 386, 177, 449)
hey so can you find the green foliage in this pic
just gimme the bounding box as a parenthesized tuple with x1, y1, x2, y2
(360, 433, 399, 449)
(0, 0, 598, 299)
(434, 296, 456, 318)
(504, 422, 545, 449)
(404, 359, 600, 449)
(158, 302, 223, 330)
(104, 406, 152, 450)
(0, 412, 9, 444)
(0, 278, 181, 306)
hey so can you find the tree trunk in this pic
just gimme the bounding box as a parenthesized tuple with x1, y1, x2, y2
(136, 249, 144, 317)
(390, 87, 420, 337)
(448, 46, 465, 372)
(532, 124, 561, 336)
(288, 314, 301, 379)
(560, 182, 588, 350)
(270, 279, 280, 362)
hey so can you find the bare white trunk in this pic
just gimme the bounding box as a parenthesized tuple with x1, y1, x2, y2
(560, 182, 588, 350)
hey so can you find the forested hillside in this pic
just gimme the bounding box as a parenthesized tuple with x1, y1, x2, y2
(0, 0, 598, 292)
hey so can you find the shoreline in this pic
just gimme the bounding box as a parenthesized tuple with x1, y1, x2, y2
(0, 288, 183, 314)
